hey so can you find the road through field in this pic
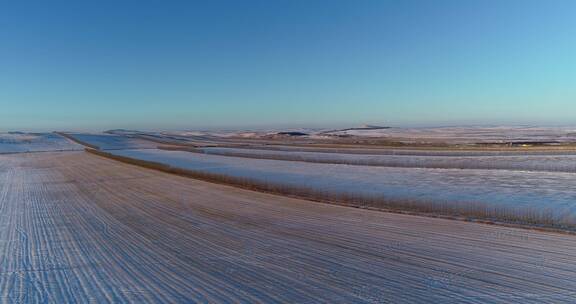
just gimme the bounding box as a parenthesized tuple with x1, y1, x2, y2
(0, 152, 575, 303)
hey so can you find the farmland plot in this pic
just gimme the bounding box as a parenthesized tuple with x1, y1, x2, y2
(111, 149, 576, 220)
(65, 133, 157, 150)
(199, 147, 576, 173)
(0, 151, 575, 303)
(0, 133, 82, 154)
(202, 145, 576, 156)
(317, 126, 576, 144)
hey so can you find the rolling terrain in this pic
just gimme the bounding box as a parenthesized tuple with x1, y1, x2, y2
(64, 131, 576, 228)
(1, 151, 575, 303)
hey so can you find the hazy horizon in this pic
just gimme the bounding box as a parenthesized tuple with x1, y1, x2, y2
(5, 122, 576, 134)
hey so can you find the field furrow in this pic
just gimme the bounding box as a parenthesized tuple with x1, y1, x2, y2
(0, 152, 575, 303)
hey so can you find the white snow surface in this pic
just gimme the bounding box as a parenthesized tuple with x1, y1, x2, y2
(318, 126, 576, 143)
(200, 147, 576, 173)
(111, 148, 576, 219)
(110, 126, 576, 144)
(69, 133, 158, 150)
(0, 132, 82, 153)
(2, 152, 576, 303)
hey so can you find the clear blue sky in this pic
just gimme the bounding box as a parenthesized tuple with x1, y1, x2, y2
(1, 0, 575, 131)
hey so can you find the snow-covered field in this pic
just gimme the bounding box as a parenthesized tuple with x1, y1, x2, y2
(123, 126, 576, 145)
(110, 149, 576, 219)
(0, 132, 82, 153)
(199, 147, 576, 172)
(3, 129, 575, 301)
(317, 126, 576, 143)
(1, 151, 575, 303)
(67, 133, 158, 150)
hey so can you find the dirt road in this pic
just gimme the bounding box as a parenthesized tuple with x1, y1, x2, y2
(0, 152, 575, 303)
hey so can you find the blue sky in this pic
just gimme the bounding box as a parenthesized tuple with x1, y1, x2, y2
(1, 0, 575, 130)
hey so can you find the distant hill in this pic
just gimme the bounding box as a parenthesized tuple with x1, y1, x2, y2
(319, 125, 390, 134)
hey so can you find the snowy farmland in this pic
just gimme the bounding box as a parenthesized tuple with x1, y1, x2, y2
(110, 148, 576, 220)
(3, 130, 576, 302)
(0, 132, 82, 154)
(1, 151, 576, 303)
(129, 126, 576, 145)
(65, 133, 158, 150)
(199, 147, 576, 173)
(317, 126, 576, 143)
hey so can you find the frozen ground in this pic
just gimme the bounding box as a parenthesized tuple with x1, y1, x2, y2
(153, 128, 318, 139)
(1, 151, 575, 303)
(0, 132, 82, 154)
(200, 147, 576, 173)
(66, 133, 158, 150)
(317, 126, 576, 144)
(123, 126, 576, 145)
(200, 144, 576, 156)
(111, 149, 576, 219)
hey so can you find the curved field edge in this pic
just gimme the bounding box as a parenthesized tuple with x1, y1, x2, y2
(85, 148, 576, 234)
(56, 132, 100, 149)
